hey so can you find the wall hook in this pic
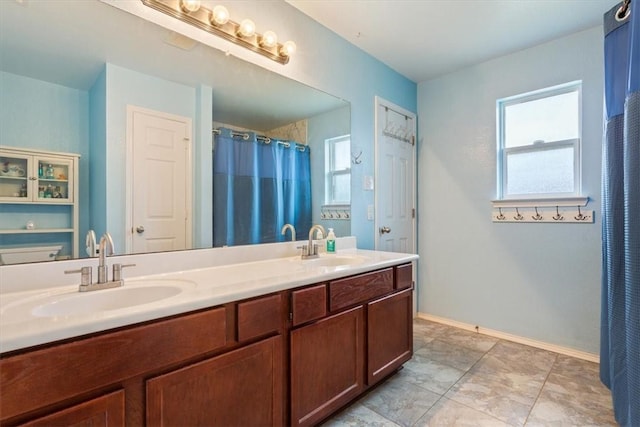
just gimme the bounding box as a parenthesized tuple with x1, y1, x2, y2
(553, 206, 564, 221)
(532, 207, 543, 221)
(351, 151, 363, 165)
(514, 207, 524, 221)
(496, 207, 506, 220)
(575, 205, 588, 221)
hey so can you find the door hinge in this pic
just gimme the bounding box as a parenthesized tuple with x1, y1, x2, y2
(412, 208, 415, 219)
(411, 135, 415, 146)
(289, 312, 293, 322)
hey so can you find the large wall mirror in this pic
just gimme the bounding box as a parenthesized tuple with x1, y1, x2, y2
(0, 0, 351, 264)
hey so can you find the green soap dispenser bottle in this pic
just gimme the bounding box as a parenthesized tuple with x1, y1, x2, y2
(326, 228, 336, 253)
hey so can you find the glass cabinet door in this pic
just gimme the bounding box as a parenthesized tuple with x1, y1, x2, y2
(35, 156, 74, 203)
(0, 153, 30, 201)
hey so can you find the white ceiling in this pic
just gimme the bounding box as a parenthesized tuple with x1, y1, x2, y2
(286, 0, 620, 83)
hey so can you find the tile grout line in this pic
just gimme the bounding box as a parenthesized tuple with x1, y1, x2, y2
(409, 331, 504, 425)
(407, 325, 501, 426)
(521, 352, 559, 426)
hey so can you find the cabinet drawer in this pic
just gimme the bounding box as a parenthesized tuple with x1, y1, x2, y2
(396, 263, 413, 290)
(20, 390, 125, 427)
(237, 294, 282, 342)
(329, 268, 393, 312)
(292, 284, 327, 326)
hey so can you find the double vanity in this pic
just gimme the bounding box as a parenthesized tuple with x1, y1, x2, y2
(0, 238, 417, 426)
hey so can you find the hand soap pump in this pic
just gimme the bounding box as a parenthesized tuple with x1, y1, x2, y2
(326, 228, 336, 253)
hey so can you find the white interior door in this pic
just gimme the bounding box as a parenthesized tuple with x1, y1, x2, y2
(374, 97, 416, 254)
(127, 106, 192, 254)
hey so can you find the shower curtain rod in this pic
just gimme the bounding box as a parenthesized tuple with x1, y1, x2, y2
(212, 128, 307, 151)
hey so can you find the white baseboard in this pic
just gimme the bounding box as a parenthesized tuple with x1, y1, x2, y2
(416, 312, 599, 364)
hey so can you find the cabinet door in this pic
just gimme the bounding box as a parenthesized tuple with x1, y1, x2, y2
(34, 155, 74, 203)
(290, 306, 365, 427)
(367, 288, 413, 385)
(147, 336, 283, 427)
(20, 390, 124, 427)
(0, 151, 30, 201)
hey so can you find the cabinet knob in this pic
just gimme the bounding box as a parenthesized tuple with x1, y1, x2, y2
(136, 226, 145, 234)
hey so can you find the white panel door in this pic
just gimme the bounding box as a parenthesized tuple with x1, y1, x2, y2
(129, 107, 191, 254)
(375, 97, 416, 254)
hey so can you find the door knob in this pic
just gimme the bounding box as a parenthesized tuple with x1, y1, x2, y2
(379, 226, 391, 234)
(136, 226, 145, 234)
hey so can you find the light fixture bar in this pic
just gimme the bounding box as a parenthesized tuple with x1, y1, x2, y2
(141, 0, 293, 64)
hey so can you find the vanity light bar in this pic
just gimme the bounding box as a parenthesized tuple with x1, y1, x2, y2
(141, 0, 296, 65)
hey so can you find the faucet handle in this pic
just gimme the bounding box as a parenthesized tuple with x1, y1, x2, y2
(65, 266, 93, 287)
(112, 263, 136, 282)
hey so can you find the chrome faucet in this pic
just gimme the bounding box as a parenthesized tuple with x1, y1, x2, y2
(301, 224, 326, 259)
(65, 231, 135, 292)
(281, 223, 296, 241)
(85, 229, 97, 257)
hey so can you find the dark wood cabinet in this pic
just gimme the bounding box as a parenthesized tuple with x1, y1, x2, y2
(289, 263, 414, 426)
(147, 336, 283, 426)
(19, 390, 124, 427)
(367, 288, 413, 385)
(290, 307, 365, 427)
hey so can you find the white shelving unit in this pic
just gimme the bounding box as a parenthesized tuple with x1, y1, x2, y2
(0, 146, 80, 258)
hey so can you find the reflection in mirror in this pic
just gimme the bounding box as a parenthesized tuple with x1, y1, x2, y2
(0, 0, 351, 264)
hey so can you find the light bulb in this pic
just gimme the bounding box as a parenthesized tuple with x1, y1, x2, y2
(210, 5, 229, 26)
(260, 31, 278, 48)
(180, 0, 201, 13)
(280, 40, 296, 57)
(238, 18, 256, 37)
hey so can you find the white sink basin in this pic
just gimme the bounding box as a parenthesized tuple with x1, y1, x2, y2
(3, 280, 196, 321)
(291, 254, 367, 268)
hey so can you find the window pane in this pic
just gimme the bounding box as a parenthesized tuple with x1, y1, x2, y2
(333, 138, 351, 170)
(332, 174, 350, 203)
(505, 91, 579, 148)
(506, 146, 574, 196)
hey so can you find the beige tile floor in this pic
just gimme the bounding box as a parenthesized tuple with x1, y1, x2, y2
(322, 319, 616, 427)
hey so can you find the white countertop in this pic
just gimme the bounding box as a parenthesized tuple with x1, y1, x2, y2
(0, 248, 417, 354)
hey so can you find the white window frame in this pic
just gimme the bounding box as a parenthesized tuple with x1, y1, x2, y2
(324, 134, 351, 205)
(497, 81, 582, 200)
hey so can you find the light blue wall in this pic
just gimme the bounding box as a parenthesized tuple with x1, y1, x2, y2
(101, 63, 197, 250)
(308, 105, 351, 238)
(195, 84, 213, 248)
(0, 71, 90, 257)
(416, 27, 604, 354)
(89, 68, 107, 242)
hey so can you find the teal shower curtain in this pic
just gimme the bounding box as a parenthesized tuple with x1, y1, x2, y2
(600, 1, 639, 426)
